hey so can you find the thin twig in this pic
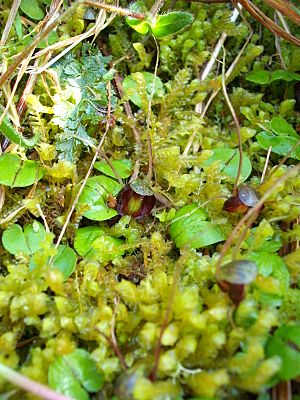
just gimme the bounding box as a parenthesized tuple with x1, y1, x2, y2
(36, 204, 50, 233)
(221, 46, 243, 194)
(29, 9, 107, 74)
(0, 363, 71, 400)
(100, 152, 124, 185)
(114, 74, 141, 148)
(260, 146, 272, 183)
(146, 36, 160, 181)
(0, 1, 80, 89)
(195, 8, 240, 115)
(0, 0, 22, 46)
(84, 0, 145, 18)
(274, 13, 287, 69)
(215, 163, 300, 276)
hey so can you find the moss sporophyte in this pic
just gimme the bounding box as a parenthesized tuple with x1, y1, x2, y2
(116, 179, 156, 218)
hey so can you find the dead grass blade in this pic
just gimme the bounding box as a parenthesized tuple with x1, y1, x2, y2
(262, 0, 300, 25)
(234, 0, 300, 46)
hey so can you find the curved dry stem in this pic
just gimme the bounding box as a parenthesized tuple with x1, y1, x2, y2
(0, 0, 22, 46)
(215, 163, 300, 276)
(0, 362, 70, 400)
(0, 0, 72, 89)
(146, 36, 160, 181)
(221, 46, 243, 194)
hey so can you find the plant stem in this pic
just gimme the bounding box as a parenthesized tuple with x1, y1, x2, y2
(221, 46, 243, 194)
(85, 0, 145, 19)
(149, 0, 165, 17)
(215, 163, 300, 276)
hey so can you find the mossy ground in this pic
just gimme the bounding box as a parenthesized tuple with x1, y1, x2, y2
(0, 0, 300, 399)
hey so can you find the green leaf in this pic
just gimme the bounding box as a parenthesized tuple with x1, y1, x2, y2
(2, 225, 31, 256)
(49, 349, 103, 399)
(170, 204, 225, 249)
(94, 159, 132, 179)
(52, 245, 77, 279)
(270, 117, 298, 138)
(202, 148, 252, 183)
(2, 222, 46, 256)
(266, 325, 300, 380)
(74, 226, 124, 262)
(246, 70, 270, 84)
(14, 12, 23, 39)
(123, 71, 164, 108)
(77, 176, 122, 221)
(63, 349, 104, 392)
(246, 69, 300, 84)
(20, 0, 45, 20)
(74, 226, 104, 257)
(36, 30, 59, 49)
(126, 1, 149, 35)
(151, 12, 194, 38)
(0, 154, 44, 187)
(0, 105, 40, 148)
(269, 70, 300, 83)
(256, 131, 300, 160)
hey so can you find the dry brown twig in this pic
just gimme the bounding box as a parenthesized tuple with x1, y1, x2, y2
(215, 162, 300, 276)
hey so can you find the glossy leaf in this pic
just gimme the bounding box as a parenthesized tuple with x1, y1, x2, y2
(170, 204, 225, 249)
(151, 12, 194, 38)
(202, 148, 252, 183)
(266, 325, 300, 380)
(270, 116, 298, 138)
(2, 222, 46, 256)
(77, 176, 122, 221)
(269, 70, 300, 83)
(20, 0, 44, 20)
(0, 154, 44, 187)
(123, 72, 165, 107)
(52, 245, 77, 279)
(246, 70, 270, 84)
(246, 69, 300, 84)
(256, 131, 300, 159)
(48, 349, 104, 399)
(74, 226, 124, 261)
(94, 159, 132, 179)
